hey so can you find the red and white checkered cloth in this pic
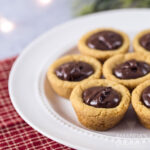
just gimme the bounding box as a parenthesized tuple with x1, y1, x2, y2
(0, 57, 73, 150)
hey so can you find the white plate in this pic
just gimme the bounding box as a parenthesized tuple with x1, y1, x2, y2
(9, 9, 150, 150)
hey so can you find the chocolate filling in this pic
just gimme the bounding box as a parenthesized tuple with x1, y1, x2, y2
(86, 31, 123, 50)
(82, 86, 121, 108)
(113, 59, 150, 79)
(139, 33, 150, 51)
(55, 61, 94, 81)
(141, 86, 150, 108)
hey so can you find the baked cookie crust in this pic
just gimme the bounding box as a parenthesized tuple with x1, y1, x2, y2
(47, 55, 102, 99)
(70, 79, 130, 131)
(103, 52, 150, 89)
(132, 80, 150, 129)
(133, 29, 150, 54)
(78, 28, 129, 61)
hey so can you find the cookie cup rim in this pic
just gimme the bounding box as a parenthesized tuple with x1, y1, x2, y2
(47, 54, 102, 89)
(103, 52, 150, 89)
(132, 80, 150, 117)
(70, 79, 130, 116)
(78, 28, 129, 60)
(133, 29, 150, 54)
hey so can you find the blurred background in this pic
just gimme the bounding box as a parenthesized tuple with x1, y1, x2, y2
(1, 0, 150, 59)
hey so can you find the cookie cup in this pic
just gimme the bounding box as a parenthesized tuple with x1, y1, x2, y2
(133, 29, 150, 54)
(70, 79, 130, 131)
(103, 52, 150, 89)
(78, 28, 129, 61)
(132, 80, 150, 129)
(47, 55, 102, 99)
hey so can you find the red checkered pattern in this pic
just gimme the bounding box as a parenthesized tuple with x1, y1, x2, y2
(0, 57, 73, 150)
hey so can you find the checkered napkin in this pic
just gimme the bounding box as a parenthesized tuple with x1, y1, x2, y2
(0, 57, 73, 150)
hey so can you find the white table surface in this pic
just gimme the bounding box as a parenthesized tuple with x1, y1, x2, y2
(0, 0, 74, 59)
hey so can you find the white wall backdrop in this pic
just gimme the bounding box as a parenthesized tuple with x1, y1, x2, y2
(0, 0, 74, 59)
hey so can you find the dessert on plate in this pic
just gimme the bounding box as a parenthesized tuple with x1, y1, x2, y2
(103, 52, 150, 89)
(132, 80, 150, 129)
(47, 55, 102, 99)
(47, 28, 150, 131)
(78, 28, 129, 61)
(70, 79, 130, 131)
(133, 29, 150, 54)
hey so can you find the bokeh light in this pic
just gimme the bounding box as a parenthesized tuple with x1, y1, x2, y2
(38, 0, 52, 6)
(0, 17, 15, 33)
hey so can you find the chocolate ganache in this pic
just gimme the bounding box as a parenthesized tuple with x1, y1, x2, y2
(55, 61, 94, 81)
(86, 31, 123, 50)
(141, 86, 150, 108)
(82, 86, 121, 108)
(140, 33, 150, 51)
(113, 59, 150, 79)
